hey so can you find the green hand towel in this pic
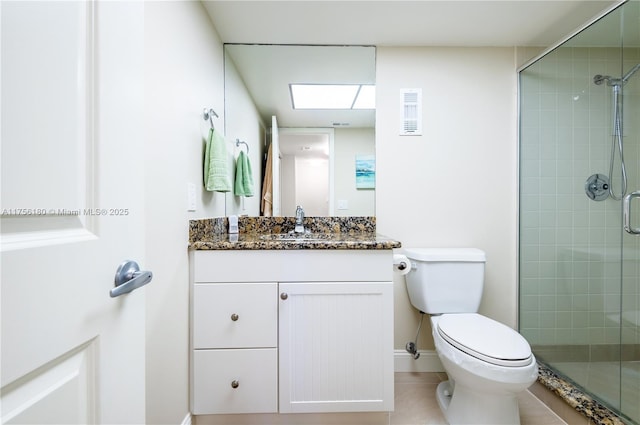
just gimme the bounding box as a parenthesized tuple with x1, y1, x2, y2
(234, 150, 254, 197)
(204, 128, 231, 192)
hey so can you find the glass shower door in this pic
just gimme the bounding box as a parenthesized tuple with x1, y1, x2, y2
(621, 2, 640, 422)
(617, 91, 640, 422)
(519, 1, 640, 423)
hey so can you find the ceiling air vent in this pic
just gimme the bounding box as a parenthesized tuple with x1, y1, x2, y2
(400, 88, 422, 136)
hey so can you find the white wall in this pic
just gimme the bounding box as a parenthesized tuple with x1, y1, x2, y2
(334, 128, 376, 217)
(375, 47, 519, 350)
(144, 2, 225, 422)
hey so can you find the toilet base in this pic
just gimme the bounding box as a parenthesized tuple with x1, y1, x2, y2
(436, 380, 521, 425)
(435, 380, 453, 412)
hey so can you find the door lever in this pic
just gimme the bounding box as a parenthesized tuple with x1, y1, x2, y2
(623, 191, 640, 235)
(110, 260, 153, 298)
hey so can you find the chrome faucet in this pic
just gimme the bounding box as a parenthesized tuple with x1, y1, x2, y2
(294, 205, 305, 233)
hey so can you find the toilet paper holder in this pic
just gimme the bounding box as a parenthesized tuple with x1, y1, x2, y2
(393, 254, 412, 275)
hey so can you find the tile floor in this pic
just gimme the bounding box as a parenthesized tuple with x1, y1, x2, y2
(195, 373, 570, 425)
(392, 372, 567, 425)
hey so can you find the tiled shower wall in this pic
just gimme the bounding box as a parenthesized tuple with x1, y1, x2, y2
(519, 44, 640, 349)
(622, 45, 640, 348)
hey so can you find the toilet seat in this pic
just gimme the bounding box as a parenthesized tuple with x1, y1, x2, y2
(436, 313, 533, 367)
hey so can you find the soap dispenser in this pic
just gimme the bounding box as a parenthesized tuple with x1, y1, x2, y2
(228, 215, 239, 234)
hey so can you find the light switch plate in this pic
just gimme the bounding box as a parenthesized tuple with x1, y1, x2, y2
(187, 182, 197, 211)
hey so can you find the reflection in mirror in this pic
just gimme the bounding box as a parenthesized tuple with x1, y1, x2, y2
(224, 44, 376, 217)
(279, 127, 333, 217)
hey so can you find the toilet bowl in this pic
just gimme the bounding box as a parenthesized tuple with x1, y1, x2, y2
(403, 248, 538, 424)
(431, 314, 537, 424)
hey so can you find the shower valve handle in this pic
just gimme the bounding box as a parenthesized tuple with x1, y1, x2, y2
(590, 183, 608, 191)
(585, 174, 610, 202)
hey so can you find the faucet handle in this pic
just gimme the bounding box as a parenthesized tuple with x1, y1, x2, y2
(294, 206, 305, 233)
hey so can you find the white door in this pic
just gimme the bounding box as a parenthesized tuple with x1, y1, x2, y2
(1, 2, 147, 424)
(271, 116, 281, 216)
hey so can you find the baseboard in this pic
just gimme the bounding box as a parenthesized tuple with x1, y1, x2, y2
(394, 349, 444, 372)
(180, 412, 192, 425)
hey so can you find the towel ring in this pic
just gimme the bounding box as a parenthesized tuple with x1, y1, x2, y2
(203, 108, 218, 129)
(235, 139, 249, 154)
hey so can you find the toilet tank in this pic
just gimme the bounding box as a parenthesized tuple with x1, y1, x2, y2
(403, 248, 486, 314)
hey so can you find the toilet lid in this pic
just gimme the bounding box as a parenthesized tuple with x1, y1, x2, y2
(437, 313, 533, 367)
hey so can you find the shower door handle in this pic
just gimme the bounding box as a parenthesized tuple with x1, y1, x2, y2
(623, 191, 640, 234)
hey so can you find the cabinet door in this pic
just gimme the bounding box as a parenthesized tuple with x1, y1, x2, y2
(278, 282, 394, 413)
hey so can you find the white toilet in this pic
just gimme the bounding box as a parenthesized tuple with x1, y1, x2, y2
(403, 248, 538, 425)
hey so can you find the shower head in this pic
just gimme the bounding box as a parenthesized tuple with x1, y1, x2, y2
(594, 64, 640, 87)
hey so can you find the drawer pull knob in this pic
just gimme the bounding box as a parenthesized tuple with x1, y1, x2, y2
(280, 292, 288, 300)
(231, 380, 239, 389)
(230, 313, 239, 321)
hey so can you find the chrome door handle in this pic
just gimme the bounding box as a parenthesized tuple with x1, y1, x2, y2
(110, 260, 153, 298)
(623, 191, 640, 235)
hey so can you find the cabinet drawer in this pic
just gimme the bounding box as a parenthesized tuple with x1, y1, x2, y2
(191, 348, 277, 415)
(192, 250, 393, 282)
(193, 283, 277, 349)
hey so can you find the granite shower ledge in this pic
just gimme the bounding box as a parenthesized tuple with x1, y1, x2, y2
(189, 216, 401, 250)
(537, 363, 627, 425)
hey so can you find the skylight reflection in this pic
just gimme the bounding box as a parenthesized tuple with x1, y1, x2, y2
(290, 84, 375, 110)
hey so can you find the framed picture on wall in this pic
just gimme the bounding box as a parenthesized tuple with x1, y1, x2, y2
(355, 155, 375, 189)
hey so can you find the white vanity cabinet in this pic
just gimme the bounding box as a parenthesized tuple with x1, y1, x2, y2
(190, 249, 394, 416)
(191, 282, 278, 415)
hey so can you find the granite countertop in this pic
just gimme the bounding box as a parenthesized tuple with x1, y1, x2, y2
(189, 216, 402, 251)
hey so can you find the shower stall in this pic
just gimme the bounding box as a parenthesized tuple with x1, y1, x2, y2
(519, 1, 640, 424)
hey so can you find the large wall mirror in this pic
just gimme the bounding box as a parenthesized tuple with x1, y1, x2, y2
(224, 44, 376, 217)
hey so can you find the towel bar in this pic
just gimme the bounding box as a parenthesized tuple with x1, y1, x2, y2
(235, 139, 249, 154)
(203, 108, 218, 129)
